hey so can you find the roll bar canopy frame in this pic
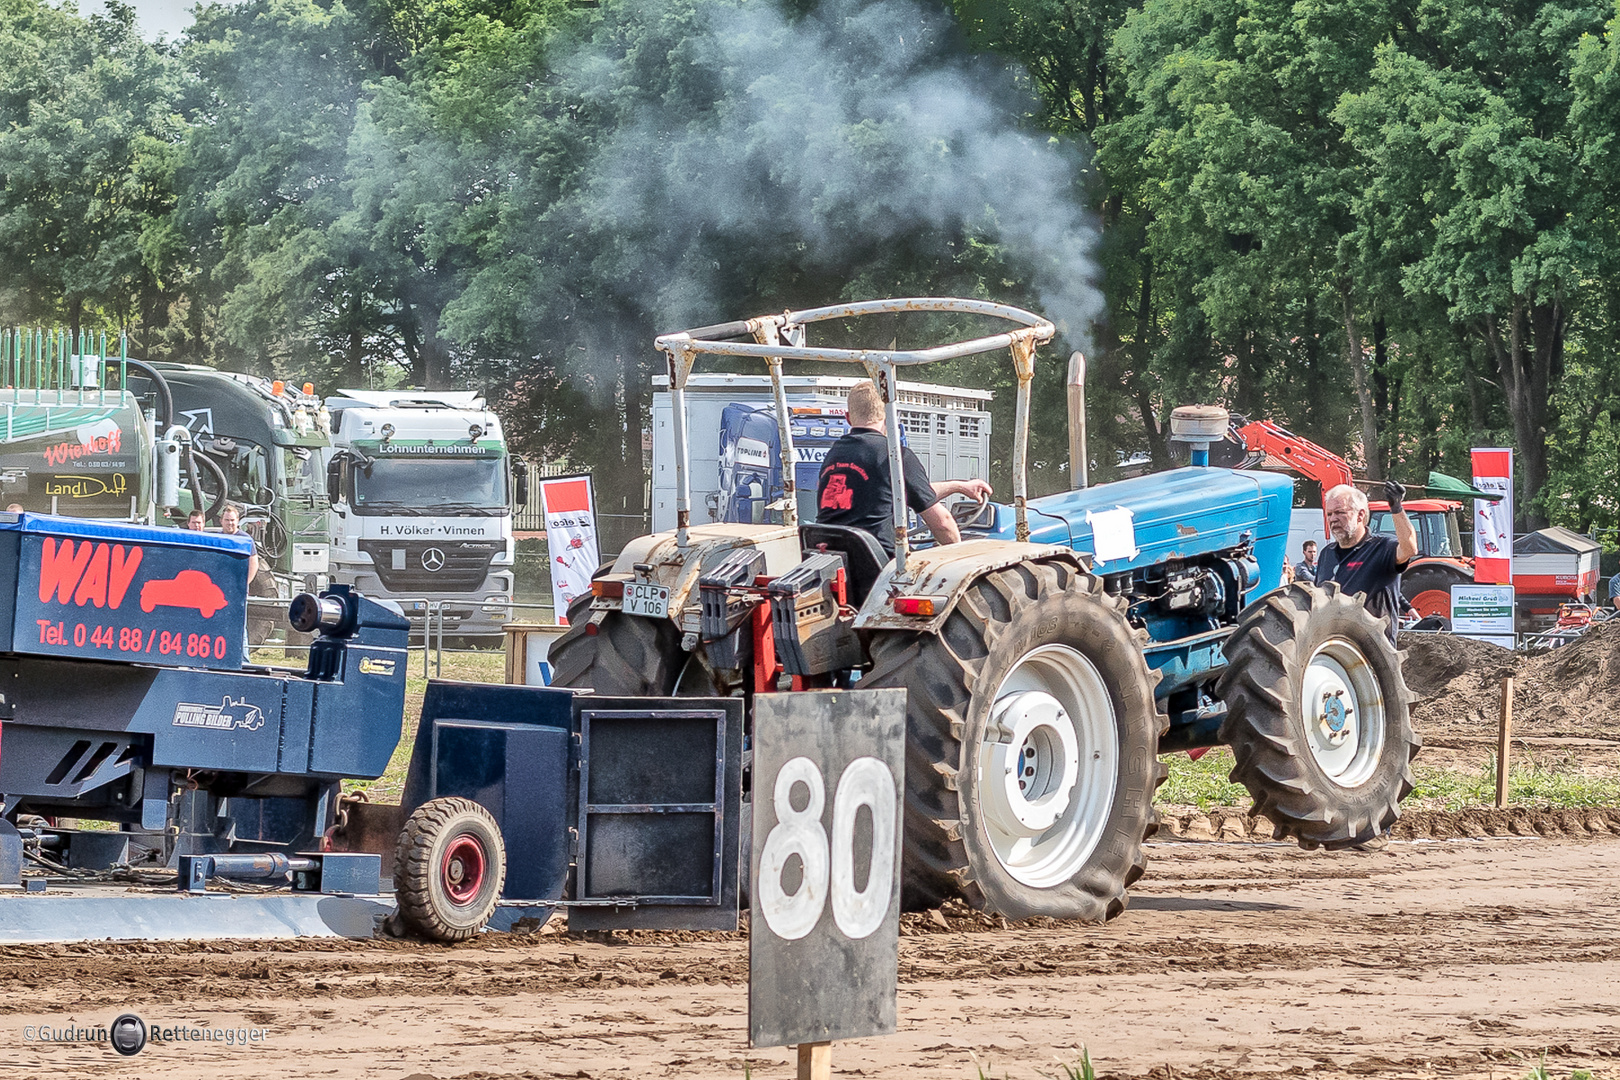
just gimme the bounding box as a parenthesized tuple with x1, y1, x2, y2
(653, 297, 1056, 581)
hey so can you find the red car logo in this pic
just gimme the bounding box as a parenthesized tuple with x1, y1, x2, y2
(140, 570, 227, 618)
(820, 474, 853, 511)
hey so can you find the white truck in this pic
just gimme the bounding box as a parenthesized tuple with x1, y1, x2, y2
(322, 389, 524, 642)
(650, 373, 992, 531)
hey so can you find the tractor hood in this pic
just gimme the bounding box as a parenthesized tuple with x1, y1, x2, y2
(969, 466, 1294, 585)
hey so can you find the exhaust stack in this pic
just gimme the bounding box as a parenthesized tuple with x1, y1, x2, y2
(1067, 351, 1087, 489)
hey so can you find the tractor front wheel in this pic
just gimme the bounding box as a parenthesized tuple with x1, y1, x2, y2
(1217, 582, 1419, 849)
(864, 562, 1164, 921)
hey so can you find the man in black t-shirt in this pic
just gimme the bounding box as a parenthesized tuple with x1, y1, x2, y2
(815, 382, 992, 556)
(1316, 481, 1419, 644)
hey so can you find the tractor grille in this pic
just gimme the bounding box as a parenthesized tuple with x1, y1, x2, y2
(358, 540, 501, 592)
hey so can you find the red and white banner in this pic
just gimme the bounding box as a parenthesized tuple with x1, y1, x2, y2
(538, 474, 599, 621)
(1471, 448, 1513, 585)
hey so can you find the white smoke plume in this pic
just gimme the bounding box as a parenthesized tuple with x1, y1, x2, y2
(570, 0, 1104, 344)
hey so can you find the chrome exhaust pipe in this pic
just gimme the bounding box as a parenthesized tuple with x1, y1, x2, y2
(1067, 351, 1088, 489)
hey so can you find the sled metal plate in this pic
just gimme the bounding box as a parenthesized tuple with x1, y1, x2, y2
(0, 891, 390, 943)
(402, 682, 577, 904)
(749, 688, 906, 1049)
(429, 719, 570, 904)
(568, 697, 744, 933)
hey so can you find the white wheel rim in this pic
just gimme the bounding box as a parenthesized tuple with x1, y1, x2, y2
(1300, 636, 1386, 787)
(977, 644, 1118, 888)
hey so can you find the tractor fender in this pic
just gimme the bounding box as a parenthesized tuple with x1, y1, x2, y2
(852, 539, 1087, 633)
(597, 523, 804, 634)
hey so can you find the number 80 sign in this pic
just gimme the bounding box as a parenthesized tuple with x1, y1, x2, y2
(749, 689, 906, 1051)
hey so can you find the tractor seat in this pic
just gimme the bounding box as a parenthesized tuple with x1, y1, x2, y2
(799, 523, 888, 609)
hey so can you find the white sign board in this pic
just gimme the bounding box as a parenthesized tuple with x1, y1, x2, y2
(1451, 584, 1515, 649)
(515, 624, 568, 686)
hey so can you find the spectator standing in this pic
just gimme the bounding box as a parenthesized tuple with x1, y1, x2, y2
(1316, 482, 1418, 644)
(1295, 540, 1320, 584)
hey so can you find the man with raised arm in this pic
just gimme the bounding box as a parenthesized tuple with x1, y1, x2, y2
(1316, 481, 1420, 644)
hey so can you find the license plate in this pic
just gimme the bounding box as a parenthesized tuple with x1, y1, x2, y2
(624, 581, 670, 618)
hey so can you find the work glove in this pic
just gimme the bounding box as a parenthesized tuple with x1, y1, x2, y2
(1382, 479, 1406, 514)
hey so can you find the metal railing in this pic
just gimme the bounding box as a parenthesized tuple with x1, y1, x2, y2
(0, 327, 126, 402)
(1398, 624, 1606, 653)
(244, 595, 559, 678)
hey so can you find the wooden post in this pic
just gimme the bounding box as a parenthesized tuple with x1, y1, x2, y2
(1495, 676, 1514, 809)
(797, 1041, 832, 1080)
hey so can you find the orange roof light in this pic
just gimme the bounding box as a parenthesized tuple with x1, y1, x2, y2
(271, 380, 285, 396)
(303, 382, 314, 395)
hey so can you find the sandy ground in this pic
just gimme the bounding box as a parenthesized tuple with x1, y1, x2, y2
(2, 833, 1617, 1079)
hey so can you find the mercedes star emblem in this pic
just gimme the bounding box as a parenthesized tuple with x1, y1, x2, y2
(421, 547, 447, 572)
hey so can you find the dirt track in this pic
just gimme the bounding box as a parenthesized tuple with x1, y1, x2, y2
(4, 832, 1618, 1079)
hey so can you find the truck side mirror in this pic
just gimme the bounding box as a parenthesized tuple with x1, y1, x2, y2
(326, 456, 344, 506)
(514, 459, 529, 508)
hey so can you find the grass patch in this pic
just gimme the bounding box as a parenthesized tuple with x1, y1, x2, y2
(1156, 748, 1250, 810)
(1411, 763, 1620, 812)
(1161, 748, 1620, 813)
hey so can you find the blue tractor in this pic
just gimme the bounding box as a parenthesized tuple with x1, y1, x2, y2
(551, 298, 1417, 921)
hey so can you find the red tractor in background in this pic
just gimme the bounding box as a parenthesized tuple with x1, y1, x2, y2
(1227, 419, 1474, 620)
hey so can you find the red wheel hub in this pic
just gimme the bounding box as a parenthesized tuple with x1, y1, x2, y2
(441, 835, 487, 905)
(1409, 589, 1452, 619)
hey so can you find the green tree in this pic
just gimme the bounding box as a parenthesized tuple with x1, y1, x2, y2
(0, 0, 185, 340)
(1336, 0, 1613, 524)
(175, 0, 413, 380)
(431, 0, 1109, 508)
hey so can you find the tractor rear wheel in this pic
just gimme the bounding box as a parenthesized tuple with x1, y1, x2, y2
(1217, 582, 1419, 849)
(393, 796, 507, 942)
(863, 562, 1164, 921)
(1403, 561, 1472, 620)
(550, 594, 684, 695)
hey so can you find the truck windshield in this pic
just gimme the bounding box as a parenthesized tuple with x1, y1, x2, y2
(353, 456, 507, 515)
(283, 447, 325, 499)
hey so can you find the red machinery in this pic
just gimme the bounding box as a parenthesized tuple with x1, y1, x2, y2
(1230, 420, 1474, 619)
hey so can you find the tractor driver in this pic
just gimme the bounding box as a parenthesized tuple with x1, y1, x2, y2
(815, 381, 992, 556)
(1317, 481, 1419, 644)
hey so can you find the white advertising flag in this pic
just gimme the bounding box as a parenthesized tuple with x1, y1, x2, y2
(538, 474, 600, 622)
(1470, 448, 1513, 585)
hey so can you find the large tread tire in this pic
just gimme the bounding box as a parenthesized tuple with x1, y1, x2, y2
(1216, 581, 1419, 850)
(863, 561, 1165, 922)
(1403, 562, 1472, 620)
(549, 593, 684, 695)
(393, 796, 507, 943)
